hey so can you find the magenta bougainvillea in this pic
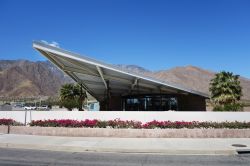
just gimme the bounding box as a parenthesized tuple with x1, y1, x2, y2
(2, 118, 250, 129)
(0, 118, 22, 126)
(28, 119, 250, 129)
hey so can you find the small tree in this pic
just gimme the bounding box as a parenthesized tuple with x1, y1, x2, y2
(60, 83, 86, 111)
(60, 98, 79, 111)
(73, 84, 87, 111)
(209, 71, 243, 111)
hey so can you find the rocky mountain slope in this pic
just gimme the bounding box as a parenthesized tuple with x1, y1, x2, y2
(116, 65, 250, 101)
(153, 66, 250, 100)
(0, 60, 249, 100)
(0, 60, 72, 98)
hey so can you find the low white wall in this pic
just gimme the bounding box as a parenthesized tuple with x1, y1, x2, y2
(1, 111, 250, 124)
(0, 111, 26, 123)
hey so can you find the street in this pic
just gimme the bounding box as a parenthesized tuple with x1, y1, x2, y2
(0, 148, 249, 166)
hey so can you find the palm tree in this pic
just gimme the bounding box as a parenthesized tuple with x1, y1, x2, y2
(73, 84, 87, 111)
(60, 83, 86, 111)
(209, 71, 242, 110)
(60, 84, 76, 101)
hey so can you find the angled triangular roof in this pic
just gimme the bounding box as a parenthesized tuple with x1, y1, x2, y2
(33, 41, 209, 101)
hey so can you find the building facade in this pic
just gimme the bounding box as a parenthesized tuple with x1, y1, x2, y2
(33, 41, 208, 111)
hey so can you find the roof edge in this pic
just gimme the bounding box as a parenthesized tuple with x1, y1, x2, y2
(33, 41, 210, 98)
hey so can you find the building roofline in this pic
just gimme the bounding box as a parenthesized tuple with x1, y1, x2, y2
(33, 41, 210, 98)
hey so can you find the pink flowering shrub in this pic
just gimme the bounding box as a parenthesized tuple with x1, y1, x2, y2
(29, 119, 98, 128)
(143, 120, 198, 129)
(29, 119, 250, 129)
(107, 119, 142, 129)
(2, 118, 250, 129)
(0, 118, 22, 126)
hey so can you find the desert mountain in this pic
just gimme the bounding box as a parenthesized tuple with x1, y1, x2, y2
(155, 66, 250, 100)
(116, 65, 250, 101)
(0, 60, 249, 101)
(0, 60, 72, 98)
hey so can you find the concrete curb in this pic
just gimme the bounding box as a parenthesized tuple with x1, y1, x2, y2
(7, 126, 250, 138)
(0, 143, 237, 155)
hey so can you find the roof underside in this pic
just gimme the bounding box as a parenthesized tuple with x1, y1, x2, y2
(33, 41, 209, 101)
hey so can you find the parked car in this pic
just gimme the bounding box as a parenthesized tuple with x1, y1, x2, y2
(24, 106, 36, 110)
(36, 105, 49, 110)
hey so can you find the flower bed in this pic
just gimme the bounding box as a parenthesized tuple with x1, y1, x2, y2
(2, 118, 250, 137)
(29, 119, 142, 128)
(2, 118, 250, 129)
(0, 118, 23, 126)
(29, 119, 250, 129)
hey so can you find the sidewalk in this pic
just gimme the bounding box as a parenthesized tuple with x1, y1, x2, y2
(0, 134, 250, 155)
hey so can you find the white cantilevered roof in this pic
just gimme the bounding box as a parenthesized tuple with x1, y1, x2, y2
(33, 41, 209, 101)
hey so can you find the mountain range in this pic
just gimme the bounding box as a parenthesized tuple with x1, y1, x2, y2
(0, 60, 72, 98)
(0, 60, 249, 101)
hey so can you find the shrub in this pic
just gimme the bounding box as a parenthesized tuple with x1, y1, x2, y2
(0, 118, 23, 126)
(60, 99, 79, 111)
(213, 103, 243, 111)
(224, 103, 243, 111)
(143, 121, 198, 129)
(213, 105, 225, 111)
(29, 119, 98, 128)
(107, 119, 142, 129)
(4, 118, 250, 129)
(96, 120, 108, 128)
(29, 119, 250, 129)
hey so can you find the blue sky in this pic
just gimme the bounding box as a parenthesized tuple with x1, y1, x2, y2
(0, 0, 250, 78)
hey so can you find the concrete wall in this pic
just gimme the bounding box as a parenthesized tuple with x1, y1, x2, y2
(8, 126, 250, 138)
(1, 111, 250, 124)
(0, 111, 26, 123)
(0, 125, 8, 134)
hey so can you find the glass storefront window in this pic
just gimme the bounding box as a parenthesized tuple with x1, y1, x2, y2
(123, 95, 178, 111)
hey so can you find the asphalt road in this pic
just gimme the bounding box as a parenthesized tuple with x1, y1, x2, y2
(0, 148, 250, 166)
